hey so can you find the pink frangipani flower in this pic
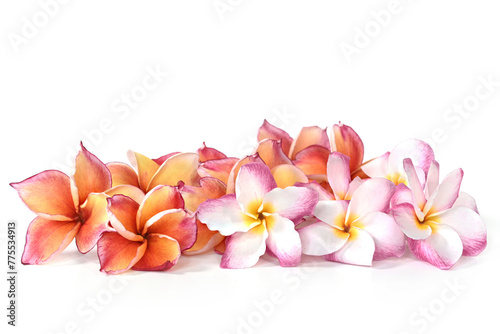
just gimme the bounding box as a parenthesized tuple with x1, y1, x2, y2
(391, 159, 486, 269)
(197, 162, 319, 268)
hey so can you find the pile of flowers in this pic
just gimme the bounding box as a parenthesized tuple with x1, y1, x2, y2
(11, 121, 487, 274)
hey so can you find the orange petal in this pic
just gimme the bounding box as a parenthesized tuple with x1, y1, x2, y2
(184, 220, 225, 255)
(180, 177, 227, 213)
(127, 150, 160, 192)
(147, 153, 200, 191)
(107, 162, 139, 188)
(214, 238, 227, 254)
(98, 232, 147, 274)
(107, 194, 143, 241)
(257, 120, 293, 158)
(72, 143, 112, 206)
(198, 158, 239, 185)
(21, 217, 80, 265)
(152, 152, 180, 165)
(136, 185, 184, 234)
(293, 145, 330, 176)
(253, 139, 292, 169)
(76, 193, 112, 254)
(132, 234, 181, 271)
(226, 154, 265, 194)
(330, 123, 365, 172)
(11, 170, 78, 221)
(143, 209, 197, 251)
(105, 185, 145, 204)
(271, 164, 309, 189)
(198, 142, 227, 162)
(289, 126, 330, 159)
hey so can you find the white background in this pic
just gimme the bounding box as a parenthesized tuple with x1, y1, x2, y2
(1, 1, 499, 333)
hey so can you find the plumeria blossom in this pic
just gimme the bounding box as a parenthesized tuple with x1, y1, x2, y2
(391, 159, 487, 269)
(299, 178, 405, 266)
(197, 162, 319, 268)
(98, 185, 197, 274)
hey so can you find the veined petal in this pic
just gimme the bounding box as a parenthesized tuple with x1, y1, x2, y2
(313, 200, 349, 229)
(11, 170, 78, 221)
(198, 142, 227, 162)
(392, 203, 432, 239)
(290, 126, 330, 159)
(294, 181, 335, 201)
(429, 207, 486, 256)
(184, 220, 225, 255)
(198, 158, 239, 185)
(352, 212, 405, 260)
(106, 162, 139, 188)
(299, 222, 349, 256)
(143, 209, 197, 251)
(327, 152, 351, 200)
(292, 145, 330, 176)
(262, 186, 318, 224)
(271, 164, 309, 189)
(76, 193, 112, 254)
(329, 123, 364, 172)
(180, 177, 227, 213)
(425, 160, 440, 199)
(221, 223, 268, 269)
(132, 234, 181, 271)
(407, 224, 463, 270)
(403, 159, 426, 211)
(265, 214, 301, 267)
(391, 183, 414, 208)
(235, 163, 277, 216)
(253, 139, 292, 169)
(453, 192, 479, 214)
(127, 150, 160, 192)
(98, 232, 147, 274)
(107, 195, 143, 242)
(136, 185, 184, 234)
(347, 178, 395, 222)
(197, 194, 260, 236)
(72, 143, 112, 206)
(21, 217, 80, 265)
(226, 154, 265, 194)
(105, 185, 145, 204)
(424, 168, 464, 216)
(361, 152, 390, 179)
(388, 139, 435, 176)
(257, 119, 293, 157)
(325, 227, 375, 266)
(148, 153, 200, 191)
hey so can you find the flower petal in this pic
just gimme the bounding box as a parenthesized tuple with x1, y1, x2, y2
(290, 126, 330, 159)
(21, 217, 80, 265)
(75, 193, 112, 254)
(292, 145, 330, 176)
(11, 170, 78, 221)
(72, 143, 112, 206)
(345, 177, 364, 201)
(424, 160, 440, 199)
(294, 181, 335, 201)
(132, 234, 181, 271)
(390, 183, 414, 208)
(407, 224, 463, 270)
(262, 186, 318, 224)
(127, 150, 160, 192)
(152, 152, 181, 165)
(403, 158, 427, 211)
(106, 162, 139, 188)
(148, 153, 200, 191)
(198, 142, 227, 162)
(257, 119, 293, 157)
(388, 139, 435, 176)
(424, 168, 464, 216)
(325, 227, 375, 266)
(253, 139, 292, 169)
(352, 212, 405, 260)
(235, 162, 277, 216)
(313, 200, 349, 229)
(180, 177, 227, 213)
(452, 192, 479, 214)
(347, 178, 395, 221)
(107, 195, 143, 242)
(361, 152, 390, 178)
(271, 164, 309, 189)
(197, 194, 260, 236)
(430, 207, 486, 256)
(264, 214, 301, 267)
(198, 158, 239, 185)
(392, 203, 432, 240)
(136, 185, 184, 234)
(143, 209, 197, 251)
(299, 222, 349, 256)
(183, 220, 225, 255)
(327, 152, 351, 200)
(329, 123, 364, 172)
(226, 154, 265, 194)
(105, 185, 145, 204)
(221, 223, 268, 269)
(98, 232, 147, 274)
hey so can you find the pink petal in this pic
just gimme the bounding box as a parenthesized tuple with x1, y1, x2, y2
(105, 185, 145, 204)
(290, 126, 330, 159)
(345, 177, 364, 201)
(325, 227, 375, 266)
(198, 157, 239, 185)
(197, 194, 260, 236)
(98, 232, 147, 274)
(262, 186, 318, 224)
(430, 207, 486, 256)
(424, 168, 464, 216)
(347, 178, 395, 221)
(143, 209, 197, 251)
(265, 214, 301, 267)
(313, 200, 349, 229)
(391, 183, 414, 208)
(388, 139, 435, 175)
(75, 193, 112, 254)
(152, 152, 180, 165)
(226, 154, 265, 194)
(235, 162, 277, 215)
(407, 224, 463, 270)
(198, 142, 227, 162)
(299, 222, 349, 256)
(292, 145, 330, 176)
(294, 181, 335, 201)
(392, 203, 432, 240)
(107, 195, 144, 242)
(327, 152, 351, 200)
(453, 192, 479, 214)
(424, 160, 440, 199)
(361, 152, 390, 178)
(329, 123, 364, 172)
(353, 212, 405, 260)
(253, 139, 292, 169)
(403, 159, 426, 211)
(257, 120, 293, 158)
(221, 223, 268, 269)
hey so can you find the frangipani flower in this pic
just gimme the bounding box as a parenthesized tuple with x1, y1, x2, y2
(11, 144, 119, 264)
(361, 139, 434, 186)
(391, 159, 487, 269)
(98, 185, 197, 274)
(299, 178, 405, 266)
(197, 162, 319, 268)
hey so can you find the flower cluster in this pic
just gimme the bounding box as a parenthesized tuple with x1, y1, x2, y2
(11, 121, 487, 273)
